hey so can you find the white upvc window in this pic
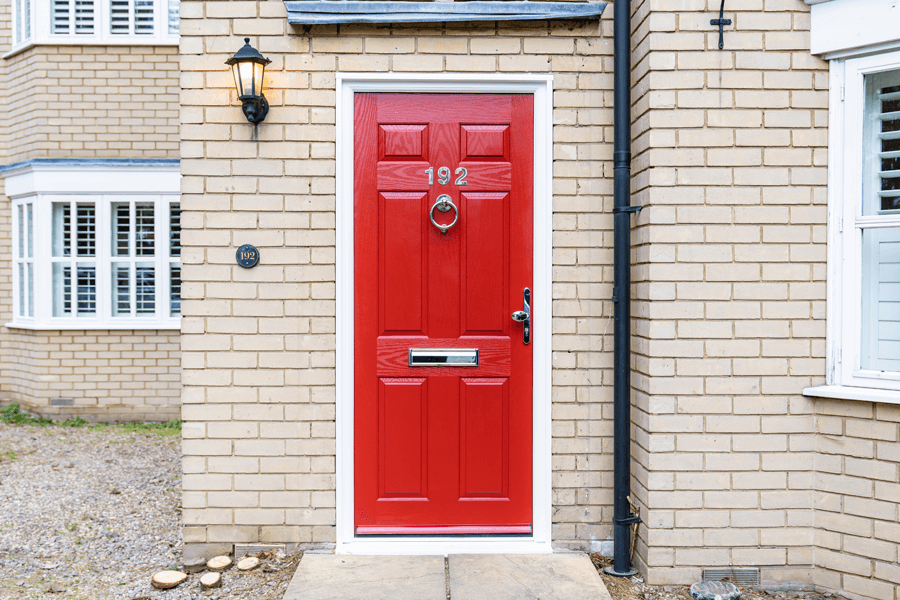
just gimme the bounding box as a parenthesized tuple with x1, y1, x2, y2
(9, 0, 178, 54)
(811, 49, 900, 403)
(6, 162, 180, 330)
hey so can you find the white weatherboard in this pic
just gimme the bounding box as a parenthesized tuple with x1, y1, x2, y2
(335, 74, 554, 555)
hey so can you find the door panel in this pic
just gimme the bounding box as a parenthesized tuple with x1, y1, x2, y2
(460, 377, 508, 497)
(355, 93, 533, 533)
(379, 378, 427, 497)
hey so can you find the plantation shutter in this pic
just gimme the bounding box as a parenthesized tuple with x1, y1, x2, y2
(52, 0, 94, 34)
(111, 0, 154, 34)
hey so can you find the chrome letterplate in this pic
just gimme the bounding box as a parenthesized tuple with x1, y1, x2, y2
(408, 349, 479, 367)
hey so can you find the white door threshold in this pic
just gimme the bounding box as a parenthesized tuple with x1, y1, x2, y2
(336, 538, 552, 555)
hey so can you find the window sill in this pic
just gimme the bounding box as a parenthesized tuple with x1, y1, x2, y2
(4, 37, 178, 60)
(802, 384, 900, 404)
(5, 320, 180, 331)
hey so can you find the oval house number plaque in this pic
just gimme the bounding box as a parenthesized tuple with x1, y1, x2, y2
(236, 244, 260, 268)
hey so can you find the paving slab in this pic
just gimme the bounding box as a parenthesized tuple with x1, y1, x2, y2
(283, 554, 446, 600)
(448, 553, 614, 600)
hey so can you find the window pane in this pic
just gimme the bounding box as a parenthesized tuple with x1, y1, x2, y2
(75, 0, 93, 32)
(134, 0, 153, 33)
(52, 203, 71, 257)
(170, 263, 180, 316)
(53, 263, 97, 316)
(864, 69, 900, 215)
(861, 227, 900, 372)
(53, 0, 70, 34)
(17, 205, 24, 259)
(18, 264, 25, 318)
(110, 0, 130, 33)
(27, 203, 33, 258)
(136, 263, 155, 314)
(112, 262, 131, 316)
(27, 263, 33, 318)
(112, 202, 130, 256)
(24, 0, 31, 38)
(52, 263, 72, 316)
(167, 0, 177, 34)
(76, 264, 97, 314)
(136, 202, 155, 256)
(76, 203, 96, 256)
(15, 0, 21, 44)
(169, 203, 180, 257)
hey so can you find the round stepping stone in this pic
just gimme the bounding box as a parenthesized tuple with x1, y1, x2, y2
(200, 572, 222, 589)
(236, 557, 260, 571)
(151, 571, 188, 590)
(207, 555, 232, 572)
(690, 581, 741, 600)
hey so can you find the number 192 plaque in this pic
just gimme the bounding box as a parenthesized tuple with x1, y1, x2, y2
(236, 244, 260, 268)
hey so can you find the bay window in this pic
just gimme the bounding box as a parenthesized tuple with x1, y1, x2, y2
(11, 0, 178, 52)
(6, 161, 180, 330)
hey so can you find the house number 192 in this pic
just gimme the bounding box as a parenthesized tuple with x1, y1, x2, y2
(425, 166, 467, 186)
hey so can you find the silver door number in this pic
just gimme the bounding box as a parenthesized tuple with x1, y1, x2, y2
(425, 166, 467, 186)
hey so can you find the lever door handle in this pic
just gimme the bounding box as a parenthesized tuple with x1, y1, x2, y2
(511, 288, 531, 345)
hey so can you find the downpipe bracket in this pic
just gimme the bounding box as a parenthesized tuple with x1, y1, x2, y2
(612, 205, 642, 214)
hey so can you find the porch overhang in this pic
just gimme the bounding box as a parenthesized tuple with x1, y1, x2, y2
(283, 1, 606, 25)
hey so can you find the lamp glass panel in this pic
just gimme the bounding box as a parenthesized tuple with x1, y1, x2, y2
(231, 62, 243, 98)
(238, 61, 256, 97)
(253, 61, 265, 95)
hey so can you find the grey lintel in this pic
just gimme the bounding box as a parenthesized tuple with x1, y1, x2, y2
(283, 1, 607, 25)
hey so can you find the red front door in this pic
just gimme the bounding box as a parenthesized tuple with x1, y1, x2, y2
(354, 93, 533, 534)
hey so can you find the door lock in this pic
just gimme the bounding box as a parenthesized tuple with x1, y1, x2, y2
(511, 288, 531, 345)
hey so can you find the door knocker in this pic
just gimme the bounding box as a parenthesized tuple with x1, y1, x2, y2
(429, 194, 459, 234)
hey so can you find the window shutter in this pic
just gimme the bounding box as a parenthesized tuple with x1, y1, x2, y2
(53, 0, 94, 34)
(111, 0, 154, 35)
(877, 82, 900, 212)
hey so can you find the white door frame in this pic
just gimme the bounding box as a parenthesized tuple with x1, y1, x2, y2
(335, 73, 553, 555)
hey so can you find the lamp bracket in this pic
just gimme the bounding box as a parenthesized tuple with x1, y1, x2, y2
(240, 94, 269, 125)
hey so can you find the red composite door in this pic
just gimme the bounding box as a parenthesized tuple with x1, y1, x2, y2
(354, 93, 534, 534)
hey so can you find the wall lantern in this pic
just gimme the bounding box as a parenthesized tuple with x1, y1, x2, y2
(225, 38, 272, 124)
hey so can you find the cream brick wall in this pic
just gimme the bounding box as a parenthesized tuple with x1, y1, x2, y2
(0, 11, 183, 421)
(813, 400, 900, 600)
(3, 328, 181, 422)
(2, 46, 180, 162)
(180, 0, 618, 549)
(629, 0, 829, 586)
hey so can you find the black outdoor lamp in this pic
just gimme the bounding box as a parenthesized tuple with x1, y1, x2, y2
(226, 38, 272, 124)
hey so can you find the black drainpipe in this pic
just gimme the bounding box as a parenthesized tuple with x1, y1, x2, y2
(606, 0, 641, 578)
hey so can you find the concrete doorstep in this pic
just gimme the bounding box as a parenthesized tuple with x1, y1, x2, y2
(284, 553, 614, 600)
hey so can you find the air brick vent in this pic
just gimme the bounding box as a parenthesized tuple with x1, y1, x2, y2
(234, 544, 286, 558)
(702, 568, 760, 587)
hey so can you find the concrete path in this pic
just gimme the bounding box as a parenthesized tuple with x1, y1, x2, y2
(284, 553, 614, 600)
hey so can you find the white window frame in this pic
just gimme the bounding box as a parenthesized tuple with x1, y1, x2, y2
(806, 49, 900, 404)
(5, 162, 181, 330)
(7, 0, 178, 57)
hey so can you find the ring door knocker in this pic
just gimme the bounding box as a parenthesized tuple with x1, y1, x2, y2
(430, 194, 459, 234)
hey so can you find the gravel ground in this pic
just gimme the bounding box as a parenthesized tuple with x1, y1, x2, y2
(0, 422, 300, 600)
(591, 555, 837, 600)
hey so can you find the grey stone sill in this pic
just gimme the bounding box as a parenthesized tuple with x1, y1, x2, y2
(5, 321, 180, 332)
(802, 384, 900, 404)
(3, 38, 178, 60)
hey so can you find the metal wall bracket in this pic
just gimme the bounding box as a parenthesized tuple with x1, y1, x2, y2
(710, 0, 731, 50)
